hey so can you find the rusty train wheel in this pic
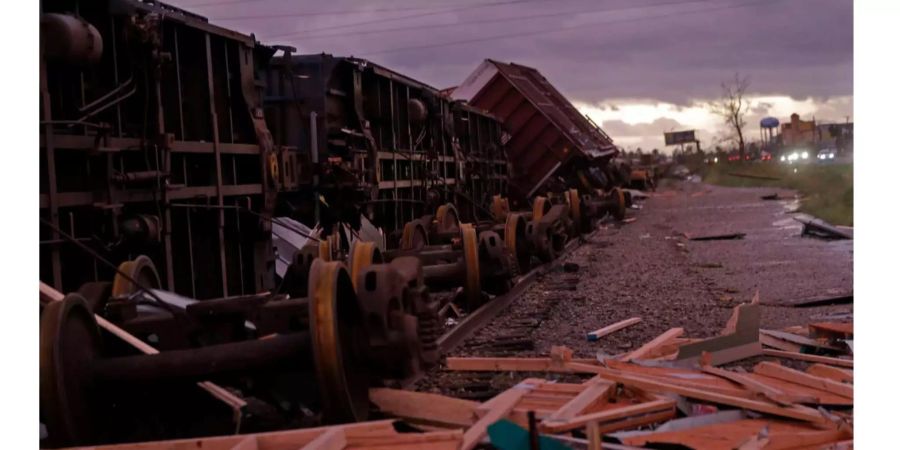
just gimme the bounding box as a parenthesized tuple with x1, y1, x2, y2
(491, 195, 509, 222)
(400, 219, 429, 251)
(348, 241, 383, 290)
(504, 213, 531, 273)
(434, 203, 460, 236)
(40, 294, 101, 447)
(532, 196, 549, 221)
(566, 189, 582, 232)
(111, 255, 161, 298)
(460, 223, 482, 310)
(307, 260, 369, 423)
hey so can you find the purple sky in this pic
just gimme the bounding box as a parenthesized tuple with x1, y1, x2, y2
(170, 0, 853, 150)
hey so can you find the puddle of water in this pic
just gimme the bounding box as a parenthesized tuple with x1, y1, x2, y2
(772, 217, 803, 232)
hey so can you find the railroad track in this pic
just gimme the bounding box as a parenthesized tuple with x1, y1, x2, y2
(400, 224, 605, 388)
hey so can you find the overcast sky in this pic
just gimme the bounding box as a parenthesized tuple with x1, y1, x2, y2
(170, 0, 853, 152)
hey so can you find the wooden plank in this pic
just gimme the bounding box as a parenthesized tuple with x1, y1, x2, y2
(746, 374, 852, 406)
(369, 388, 477, 428)
(760, 333, 803, 352)
(700, 365, 814, 405)
(63, 421, 399, 450)
(590, 409, 675, 437)
(229, 436, 258, 450)
(806, 364, 853, 384)
(762, 349, 853, 368)
(462, 382, 533, 450)
(446, 357, 598, 372)
(586, 317, 641, 341)
(760, 329, 842, 352)
(621, 418, 836, 450)
(544, 381, 613, 422)
(621, 328, 684, 362)
(346, 430, 463, 449)
(540, 398, 675, 433)
(594, 368, 827, 424)
(753, 362, 853, 399)
(300, 428, 345, 450)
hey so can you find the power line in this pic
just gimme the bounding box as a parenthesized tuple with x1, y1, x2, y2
(290, 0, 715, 41)
(210, 0, 518, 20)
(261, 0, 551, 40)
(359, 0, 784, 56)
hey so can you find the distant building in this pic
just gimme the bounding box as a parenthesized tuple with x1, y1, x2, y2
(816, 122, 854, 152)
(780, 113, 817, 147)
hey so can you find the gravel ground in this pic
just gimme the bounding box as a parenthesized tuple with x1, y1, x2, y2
(414, 180, 853, 396)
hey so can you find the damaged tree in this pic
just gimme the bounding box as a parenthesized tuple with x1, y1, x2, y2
(710, 73, 752, 162)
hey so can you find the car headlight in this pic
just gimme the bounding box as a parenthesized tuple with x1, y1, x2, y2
(780, 155, 786, 162)
(829, 154, 835, 159)
(714, 157, 718, 163)
(801, 152, 809, 159)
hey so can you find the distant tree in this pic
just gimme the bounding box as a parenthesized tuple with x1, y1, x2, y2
(710, 73, 751, 163)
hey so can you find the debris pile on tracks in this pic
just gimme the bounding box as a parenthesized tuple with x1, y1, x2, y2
(67, 294, 853, 449)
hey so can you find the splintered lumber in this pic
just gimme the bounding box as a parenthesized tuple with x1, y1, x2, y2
(619, 418, 849, 450)
(446, 356, 598, 373)
(594, 368, 827, 424)
(762, 349, 853, 368)
(759, 333, 803, 352)
(700, 365, 814, 406)
(676, 303, 761, 366)
(462, 382, 534, 450)
(753, 362, 853, 399)
(541, 397, 676, 433)
(806, 364, 853, 384)
(39, 282, 247, 419)
(759, 329, 843, 352)
(586, 317, 641, 341)
(544, 381, 613, 422)
(369, 388, 478, 428)
(621, 328, 684, 361)
(64, 420, 399, 450)
(300, 428, 345, 450)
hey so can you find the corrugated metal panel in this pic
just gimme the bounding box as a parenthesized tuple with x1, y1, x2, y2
(452, 59, 616, 197)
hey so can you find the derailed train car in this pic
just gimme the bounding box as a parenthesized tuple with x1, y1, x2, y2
(38, 1, 625, 448)
(261, 52, 508, 239)
(40, 0, 278, 299)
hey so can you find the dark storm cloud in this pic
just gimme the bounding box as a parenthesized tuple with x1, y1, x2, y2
(171, 0, 851, 105)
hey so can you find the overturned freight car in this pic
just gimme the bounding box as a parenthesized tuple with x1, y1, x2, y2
(451, 59, 621, 204)
(261, 53, 509, 239)
(40, 0, 278, 299)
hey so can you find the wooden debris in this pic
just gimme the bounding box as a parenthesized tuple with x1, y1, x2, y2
(753, 362, 853, 399)
(586, 317, 641, 341)
(759, 329, 843, 352)
(621, 327, 684, 361)
(445, 356, 599, 373)
(619, 418, 850, 450)
(759, 333, 803, 352)
(806, 364, 853, 384)
(595, 367, 828, 424)
(463, 381, 535, 450)
(541, 397, 676, 433)
(543, 381, 613, 422)
(300, 428, 345, 450)
(700, 364, 814, 406)
(369, 388, 478, 428)
(762, 349, 853, 368)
